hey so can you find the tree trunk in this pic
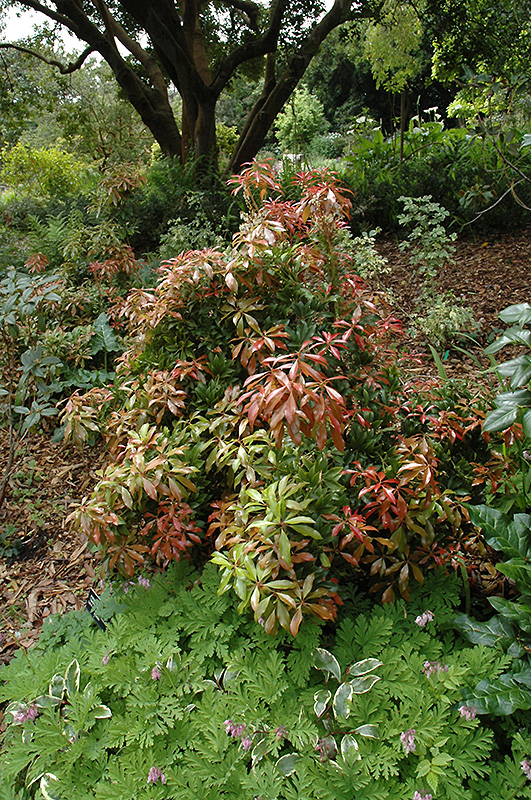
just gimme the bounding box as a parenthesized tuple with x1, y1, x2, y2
(182, 94, 218, 178)
(227, 0, 352, 173)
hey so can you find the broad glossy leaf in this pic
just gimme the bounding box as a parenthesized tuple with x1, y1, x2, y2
(251, 732, 268, 766)
(276, 753, 300, 776)
(349, 674, 381, 694)
(222, 667, 240, 689)
(513, 669, 531, 688)
(500, 356, 531, 387)
(467, 673, 531, 715)
(278, 531, 291, 566)
(65, 659, 80, 696)
(496, 561, 531, 591)
(314, 688, 331, 718)
(494, 388, 531, 405)
(348, 658, 383, 677)
(340, 734, 360, 759)
(35, 694, 61, 708)
(468, 505, 531, 558)
(354, 725, 380, 739)
(92, 705, 112, 719)
(454, 613, 515, 647)
(354, 724, 379, 739)
(333, 681, 353, 718)
(483, 405, 518, 432)
(92, 312, 120, 353)
(313, 648, 342, 681)
(489, 596, 531, 633)
(48, 674, 65, 700)
(40, 774, 61, 800)
(499, 303, 531, 325)
(485, 327, 531, 354)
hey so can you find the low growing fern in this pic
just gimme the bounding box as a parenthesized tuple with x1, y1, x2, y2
(1, 567, 531, 799)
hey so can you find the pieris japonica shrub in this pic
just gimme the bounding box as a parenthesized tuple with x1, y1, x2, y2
(62, 161, 494, 634)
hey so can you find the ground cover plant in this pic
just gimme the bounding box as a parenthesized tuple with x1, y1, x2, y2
(1, 564, 531, 800)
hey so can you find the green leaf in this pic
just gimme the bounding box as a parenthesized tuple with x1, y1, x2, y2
(454, 612, 515, 647)
(485, 327, 531, 354)
(499, 303, 531, 325)
(340, 734, 360, 759)
(65, 659, 80, 695)
(347, 658, 383, 677)
(483, 405, 518, 432)
(432, 753, 453, 766)
(35, 694, 61, 709)
(278, 531, 291, 566)
(48, 674, 65, 700)
(468, 505, 531, 558)
(489, 596, 531, 633)
(40, 774, 61, 800)
(92, 312, 120, 354)
(353, 724, 379, 739)
(333, 681, 353, 719)
(92, 704, 112, 719)
(467, 673, 531, 715)
(313, 648, 342, 681)
(349, 674, 381, 693)
(276, 753, 300, 776)
(314, 688, 331, 718)
(497, 561, 531, 590)
(499, 356, 531, 387)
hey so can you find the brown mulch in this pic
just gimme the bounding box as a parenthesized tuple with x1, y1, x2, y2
(1, 227, 530, 664)
(0, 436, 105, 664)
(378, 228, 531, 336)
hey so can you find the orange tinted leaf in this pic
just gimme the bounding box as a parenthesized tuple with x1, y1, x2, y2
(289, 607, 303, 637)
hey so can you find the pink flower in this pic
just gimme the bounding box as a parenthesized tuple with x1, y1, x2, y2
(147, 766, 166, 785)
(102, 652, 111, 666)
(151, 666, 162, 680)
(422, 660, 448, 678)
(521, 759, 531, 780)
(12, 704, 39, 724)
(400, 729, 416, 754)
(275, 725, 287, 739)
(415, 610, 434, 628)
(138, 576, 151, 588)
(413, 792, 432, 800)
(241, 736, 253, 751)
(459, 705, 477, 721)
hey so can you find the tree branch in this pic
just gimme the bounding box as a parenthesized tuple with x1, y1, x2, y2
(220, 0, 260, 31)
(212, 0, 288, 95)
(90, 0, 168, 93)
(118, 0, 211, 98)
(0, 41, 94, 73)
(6, 0, 85, 39)
(227, 0, 355, 172)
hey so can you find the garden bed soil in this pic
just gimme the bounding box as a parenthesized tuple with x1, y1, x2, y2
(1, 226, 530, 667)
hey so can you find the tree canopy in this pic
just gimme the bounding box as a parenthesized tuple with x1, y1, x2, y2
(0, 1, 367, 176)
